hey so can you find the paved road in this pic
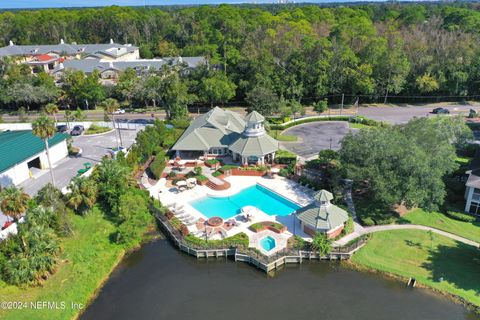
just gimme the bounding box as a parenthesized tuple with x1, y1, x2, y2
(280, 121, 353, 159)
(357, 105, 473, 124)
(19, 129, 139, 196)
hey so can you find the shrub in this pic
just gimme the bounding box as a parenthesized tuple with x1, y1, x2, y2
(343, 216, 354, 235)
(212, 170, 222, 177)
(183, 232, 249, 249)
(196, 175, 208, 182)
(205, 159, 220, 166)
(445, 210, 477, 222)
(85, 124, 111, 135)
(275, 149, 297, 165)
(318, 149, 339, 164)
(150, 153, 166, 180)
(361, 217, 375, 226)
(220, 164, 238, 172)
(291, 235, 307, 249)
(194, 166, 202, 175)
(167, 171, 177, 179)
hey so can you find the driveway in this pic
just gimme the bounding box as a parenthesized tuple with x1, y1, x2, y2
(280, 121, 353, 159)
(19, 128, 140, 196)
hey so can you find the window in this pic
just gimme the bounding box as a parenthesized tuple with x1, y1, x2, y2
(468, 202, 480, 216)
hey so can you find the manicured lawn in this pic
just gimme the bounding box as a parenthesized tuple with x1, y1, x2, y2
(351, 230, 480, 307)
(270, 129, 298, 142)
(0, 208, 126, 320)
(400, 209, 480, 243)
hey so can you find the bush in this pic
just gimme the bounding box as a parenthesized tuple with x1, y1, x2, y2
(445, 210, 477, 222)
(183, 232, 249, 249)
(85, 124, 111, 135)
(149, 152, 166, 180)
(275, 149, 297, 165)
(205, 159, 220, 166)
(343, 216, 354, 235)
(194, 166, 202, 175)
(269, 115, 352, 130)
(196, 175, 208, 182)
(361, 217, 375, 226)
(318, 149, 339, 164)
(212, 170, 222, 177)
(167, 171, 177, 179)
(220, 164, 238, 172)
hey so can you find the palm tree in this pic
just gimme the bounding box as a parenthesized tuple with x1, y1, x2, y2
(32, 115, 57, 187)
(66, 176, 97, 215)
(0, 186, 30, 221)
(99, 98, 121, 149)
(44, 103, 59, 126)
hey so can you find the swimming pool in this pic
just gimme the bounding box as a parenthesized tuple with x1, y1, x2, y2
(190, 184, 301, 219)
(259, 236, 276, 252)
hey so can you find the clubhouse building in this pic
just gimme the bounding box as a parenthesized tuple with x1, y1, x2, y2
(171, 107, 279, 165)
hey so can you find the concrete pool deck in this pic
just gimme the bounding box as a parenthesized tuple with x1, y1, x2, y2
(149, 175, 315, 242)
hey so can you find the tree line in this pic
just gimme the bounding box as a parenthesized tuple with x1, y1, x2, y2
(2, 3, 480, 115)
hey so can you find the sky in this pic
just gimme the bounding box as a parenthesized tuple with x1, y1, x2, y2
(0, 0, 377, 9)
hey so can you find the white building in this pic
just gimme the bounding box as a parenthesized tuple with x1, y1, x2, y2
(0, 130, 68, 188)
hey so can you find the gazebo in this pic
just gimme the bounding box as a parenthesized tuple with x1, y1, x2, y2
(296, 190, 349, 239)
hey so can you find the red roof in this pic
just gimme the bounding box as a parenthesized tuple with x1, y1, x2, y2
(34, 54, 56, 62)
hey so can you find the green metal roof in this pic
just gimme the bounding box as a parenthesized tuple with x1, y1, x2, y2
(245, 111, 265, 123)
(314, 189, 333, 202)
(228, 134, 279, 157)
(0, 130, 68, 173)
(296, 194, 349, 231)
(171, 107, 245, 151)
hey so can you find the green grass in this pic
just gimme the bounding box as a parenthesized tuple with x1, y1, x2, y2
(0, 208, 126, 320)
(351, 230, 480, 307)
(400, 209, 480, 243)
(84, 124, 112, 135)
(270, 129, 298, 141)
(349, 122, 371, 129)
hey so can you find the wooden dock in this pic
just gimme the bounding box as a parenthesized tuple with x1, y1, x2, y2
(154, 212, 365, 273)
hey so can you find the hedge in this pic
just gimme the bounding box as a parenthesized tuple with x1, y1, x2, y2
(445, 210, 477, 222)
(149, 152, 166, 179)
(183, 232, 249, 249)
(269, 115, 386, 130)
(275, 149, 297, 165)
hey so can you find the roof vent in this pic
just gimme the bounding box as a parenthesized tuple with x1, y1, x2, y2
(60, 39, 64, 44)
(8, 40, 13, 46)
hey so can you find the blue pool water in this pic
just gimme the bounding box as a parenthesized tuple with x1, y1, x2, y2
(260, 236, 276, 252)
(190, 184, 301, 219)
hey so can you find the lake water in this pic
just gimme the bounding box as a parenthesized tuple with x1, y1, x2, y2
(81, 239, 479, 320)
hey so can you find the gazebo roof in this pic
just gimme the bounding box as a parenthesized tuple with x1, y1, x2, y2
(314, 189, 333, 202)
(245, 111, 265, 123)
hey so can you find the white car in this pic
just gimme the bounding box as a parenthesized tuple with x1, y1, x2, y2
(113, 109, 126, 114)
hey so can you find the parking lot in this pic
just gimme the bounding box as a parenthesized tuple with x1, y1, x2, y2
(19, 128, 140, 196)
(280, 121, 353, 159)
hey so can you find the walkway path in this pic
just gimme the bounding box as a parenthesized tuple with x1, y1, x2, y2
(334, 223, 480, 247)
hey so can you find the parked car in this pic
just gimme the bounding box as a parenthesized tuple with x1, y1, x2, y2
(432, 107, 450, 114)
(70, 125, 85, 136)
(113, 109, 125, 114)
(56, 124, 68, 133)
